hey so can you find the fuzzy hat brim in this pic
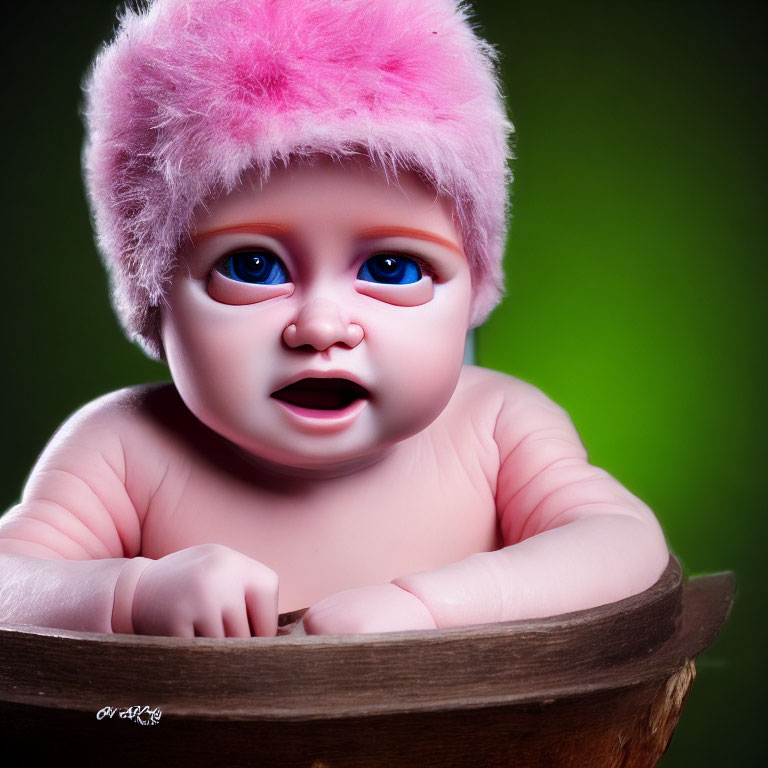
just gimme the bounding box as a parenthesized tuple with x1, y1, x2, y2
(83, 0, 512, 357)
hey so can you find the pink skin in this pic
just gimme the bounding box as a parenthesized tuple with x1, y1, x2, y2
(163, 159, 472, 474)
(0, 160, 668, 637)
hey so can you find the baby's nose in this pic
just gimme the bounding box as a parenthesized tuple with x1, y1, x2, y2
(283, 298, 364, 351)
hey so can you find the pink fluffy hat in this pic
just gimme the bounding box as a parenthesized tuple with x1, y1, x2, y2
(83, 0, 512, 357)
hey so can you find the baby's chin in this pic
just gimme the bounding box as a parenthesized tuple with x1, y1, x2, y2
(186, 385, 457, 480)
(222, 410, 439, 480)
(229, 440, 397, 480)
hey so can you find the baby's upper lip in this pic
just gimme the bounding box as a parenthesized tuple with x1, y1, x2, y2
(273, 369, 369, 392)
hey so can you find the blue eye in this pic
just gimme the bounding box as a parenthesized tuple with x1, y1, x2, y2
(219, 250, 289, 284)
(357, 254, 422, 284)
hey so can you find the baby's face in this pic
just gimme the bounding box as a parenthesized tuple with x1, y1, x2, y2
(161, 159, 471, 472)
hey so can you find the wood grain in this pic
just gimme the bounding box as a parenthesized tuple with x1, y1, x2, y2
(0, 556, 734, 767)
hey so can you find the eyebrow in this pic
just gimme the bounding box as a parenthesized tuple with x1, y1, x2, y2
(192, 223, 290, 243)
(359, 227, 464, 256)
(192, 222, 464, 256)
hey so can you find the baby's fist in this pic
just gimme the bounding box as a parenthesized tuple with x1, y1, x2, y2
(128, 544, 278, 638)
(304, 583, 437, 635)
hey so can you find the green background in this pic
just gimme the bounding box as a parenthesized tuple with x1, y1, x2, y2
(0, 1, 764, 763)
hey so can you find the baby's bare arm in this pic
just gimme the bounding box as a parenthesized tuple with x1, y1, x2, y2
(393, 374, 669, 627)
(0, 392, 146, 631)
(305, 370, 668, 633)
(0, 388, 278, 636)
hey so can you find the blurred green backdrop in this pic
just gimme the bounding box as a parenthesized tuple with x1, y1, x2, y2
(0, 1, 764, 763)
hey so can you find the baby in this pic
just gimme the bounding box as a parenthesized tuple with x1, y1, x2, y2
(0, 0, 668, 637)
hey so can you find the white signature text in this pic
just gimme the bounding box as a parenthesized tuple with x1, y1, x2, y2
(96, 705, 162, 725)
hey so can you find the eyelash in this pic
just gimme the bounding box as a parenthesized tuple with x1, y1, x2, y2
(215, 249, 289, 284)
(363, 251, 436, 280)
(211, 248, 437, 282)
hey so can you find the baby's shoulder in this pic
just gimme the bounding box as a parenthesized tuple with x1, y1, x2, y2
(452, 365, 562, 412)
(448, 366, 575, 442)
(43, 383, 195, 463)
(19, 384, 194, 511)
(56, 383, 181, 434)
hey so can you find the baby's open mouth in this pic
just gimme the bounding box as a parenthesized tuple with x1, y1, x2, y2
(271, 378, 370, 411)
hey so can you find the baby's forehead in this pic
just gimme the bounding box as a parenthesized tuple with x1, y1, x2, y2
(192, 158, 462, 252)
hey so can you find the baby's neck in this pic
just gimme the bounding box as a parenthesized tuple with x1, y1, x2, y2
(231, 443, 398, 484)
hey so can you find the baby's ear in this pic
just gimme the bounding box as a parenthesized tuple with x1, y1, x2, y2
(463, 330, 477, 366)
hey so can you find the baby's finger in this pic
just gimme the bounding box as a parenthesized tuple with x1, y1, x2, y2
(193, 614, 226, 638)
(222, 604, 253, 638)
(304, 584, 437, 635)
(244, 572, 279, 637)
(245, 590, 278, 637)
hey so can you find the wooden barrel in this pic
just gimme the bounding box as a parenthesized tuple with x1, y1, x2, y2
(0, 556, 733, 767)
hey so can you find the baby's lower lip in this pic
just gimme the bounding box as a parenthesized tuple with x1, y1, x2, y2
(273, 397, 368, 422)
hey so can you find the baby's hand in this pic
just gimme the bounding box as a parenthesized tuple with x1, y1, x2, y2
(128, 544, 279, 638)
(303, 584, 437, 635)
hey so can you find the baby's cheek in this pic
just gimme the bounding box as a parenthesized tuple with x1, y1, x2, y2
(371, 307, 467, 440)
(162, 284, 278, 422)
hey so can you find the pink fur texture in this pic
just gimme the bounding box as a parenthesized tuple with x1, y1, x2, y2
(83, 0, 512, 357)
